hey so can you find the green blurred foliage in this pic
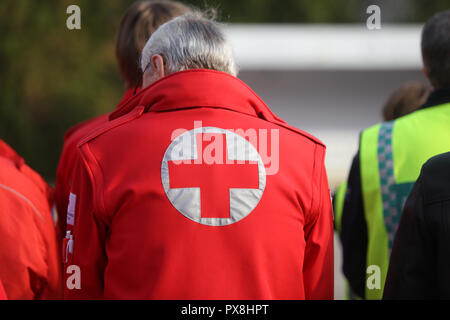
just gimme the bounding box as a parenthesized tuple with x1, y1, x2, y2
(0, 0, 128, 181)
(0, 0, 449, 181)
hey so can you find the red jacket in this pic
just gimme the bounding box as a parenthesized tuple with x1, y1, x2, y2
(64, 70, 334, 300)
(0, 140, 62, 299)
(55, 88, 138, 237)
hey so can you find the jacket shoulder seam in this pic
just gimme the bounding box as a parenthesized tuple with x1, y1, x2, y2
(77, 106, 145, 148)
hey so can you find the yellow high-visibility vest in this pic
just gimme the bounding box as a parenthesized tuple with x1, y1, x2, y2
(360, 102, 450, 299)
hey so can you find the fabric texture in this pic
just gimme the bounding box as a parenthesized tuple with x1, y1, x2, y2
(0, 140, 62, 299)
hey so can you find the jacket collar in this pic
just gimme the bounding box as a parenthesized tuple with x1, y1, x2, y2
(420, 87, 450, 110)
(109, 69, 285, 124)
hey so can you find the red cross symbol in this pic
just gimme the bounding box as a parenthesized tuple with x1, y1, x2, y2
(168, 133, 259, 219)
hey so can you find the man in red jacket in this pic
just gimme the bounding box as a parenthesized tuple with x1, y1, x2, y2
(65, 13, 334, 300)
(0, 140, 62, 299)
(55, 1, 191, 237)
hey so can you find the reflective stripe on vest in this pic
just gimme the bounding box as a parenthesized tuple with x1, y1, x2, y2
(360, 102, 450, 300)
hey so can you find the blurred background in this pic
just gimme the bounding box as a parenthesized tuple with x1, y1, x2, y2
(0, 0, 448, 299)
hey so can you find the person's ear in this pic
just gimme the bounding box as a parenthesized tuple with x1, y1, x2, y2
(152, 54, 165, 80)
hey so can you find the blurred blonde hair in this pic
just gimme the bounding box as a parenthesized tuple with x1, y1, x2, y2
(382, 82, 431, 121)
(115, 1, 192, 89)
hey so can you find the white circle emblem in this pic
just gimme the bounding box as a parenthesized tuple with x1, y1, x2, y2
(161, 127, 266, 226)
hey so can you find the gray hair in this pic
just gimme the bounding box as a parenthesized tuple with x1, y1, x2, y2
(140, 12, 238, 77)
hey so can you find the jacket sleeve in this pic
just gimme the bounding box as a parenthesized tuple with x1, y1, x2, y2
(340, 152, 368, 299)
(55, 150, 70, 242)
(0, 191, 43, 300)
(64, 144, 108, 300)
(303, 145, 334, 300)
(55, 138, 80, 244)
(0, 187, 62, 300)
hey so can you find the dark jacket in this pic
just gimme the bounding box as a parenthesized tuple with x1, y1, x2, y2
(383, 152, 450, 299)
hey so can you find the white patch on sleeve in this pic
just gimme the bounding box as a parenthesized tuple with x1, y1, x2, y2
(67, 192, 77, 226)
